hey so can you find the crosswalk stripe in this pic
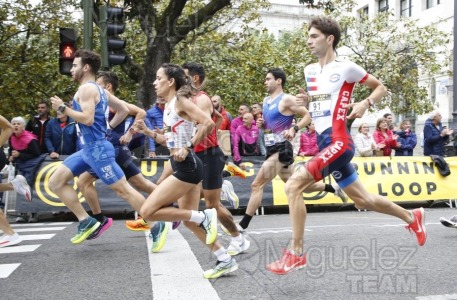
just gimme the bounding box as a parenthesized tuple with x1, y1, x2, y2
(0, 244, 41, 254)
(417, 294, 457, 299)
(11, 222, 73, 227)
(5, 227, 66, 233)
(0, 264, 21, 278)
(146, 229, 220, 300)
(20, 234, 55, 240)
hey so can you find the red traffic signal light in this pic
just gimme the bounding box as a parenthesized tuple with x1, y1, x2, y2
(60, 43, 76, 59)
(59, 28, 77, 76)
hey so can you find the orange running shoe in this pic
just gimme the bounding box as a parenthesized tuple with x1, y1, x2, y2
(405, 207, 426, 246)
(266, 249, 306, 275)
(225, 163, 246, 179)
(125, 217, 150, 231)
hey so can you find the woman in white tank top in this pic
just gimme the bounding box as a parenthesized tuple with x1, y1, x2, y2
(132, 63, 239, 279)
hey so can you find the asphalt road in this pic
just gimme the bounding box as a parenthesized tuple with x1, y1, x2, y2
(1, 207, 457, 300)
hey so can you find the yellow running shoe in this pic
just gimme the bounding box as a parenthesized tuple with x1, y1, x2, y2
(71, 217, 100, 244)
(225, 163, 247, 179)
(150, 222, 171, 253)
(125, 218, 150, 231)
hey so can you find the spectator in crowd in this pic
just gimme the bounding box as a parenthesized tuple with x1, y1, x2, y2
(26, 100, 52, 153)
(145, 97, 169, 158)
(395, 119, 417, 156)
(44, 102, 78, 158)
(354, 123, 377, 157)
(232, 112, 259, 168)
(373, 117, 400, 156)
(9, 116, 45, 222)
(211, 95, 232, 130)
(8, 117, 43, 183)
(423, 110, 453, 156)
(383, 112, 397, 131)
(250, 102, 266, 156)
(298, 121, 319, 156)
(230, 104, 250, 148)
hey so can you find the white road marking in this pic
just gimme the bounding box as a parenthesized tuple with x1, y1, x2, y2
(0, 244, 41, 254)
(417, 294, 457, 299)
(0, 264, 21, 278)
(4, 227, 66, 233)
(11, 222, 73, 227)
(20, 234, 55, 240)
(146, 228, 220, 300)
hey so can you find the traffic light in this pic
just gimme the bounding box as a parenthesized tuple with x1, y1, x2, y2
(59, 28, 77, 75)
(100, 5, 127, 69)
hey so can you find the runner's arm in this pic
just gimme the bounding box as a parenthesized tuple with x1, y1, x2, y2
(0, 115, 13, 146)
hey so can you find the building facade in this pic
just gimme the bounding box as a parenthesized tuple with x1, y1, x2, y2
(350, 0, 454, 154)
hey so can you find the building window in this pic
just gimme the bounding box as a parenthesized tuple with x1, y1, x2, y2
(400, 0, 412, 17)
(358, 6, 369, 18)
(378, 0, 388, 12)
(426, 0, 440, 9)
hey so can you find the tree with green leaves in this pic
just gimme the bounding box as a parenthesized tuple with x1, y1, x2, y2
(297, 0, 450, 117)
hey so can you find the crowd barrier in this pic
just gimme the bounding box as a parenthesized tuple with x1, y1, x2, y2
(12, 155, 457, 213)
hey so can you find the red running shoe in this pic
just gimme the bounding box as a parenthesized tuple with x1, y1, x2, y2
(405, 207, 427, 246)
(266, 249, 306, 275)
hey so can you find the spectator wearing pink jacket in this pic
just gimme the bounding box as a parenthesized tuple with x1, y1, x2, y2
(298, 122, 319, 156)
(232, 113, 259, 166)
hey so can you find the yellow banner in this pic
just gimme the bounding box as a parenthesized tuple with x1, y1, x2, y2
(273, 156, 457, 205)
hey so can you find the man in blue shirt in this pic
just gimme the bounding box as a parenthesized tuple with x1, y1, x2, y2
(145, 97, 169, 158)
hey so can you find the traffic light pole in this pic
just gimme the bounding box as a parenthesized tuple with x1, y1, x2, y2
(99, 5, 110, 70)
(82, 0, 94, 50)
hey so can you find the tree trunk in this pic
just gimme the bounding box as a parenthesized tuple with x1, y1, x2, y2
(137, 36, 172, 109)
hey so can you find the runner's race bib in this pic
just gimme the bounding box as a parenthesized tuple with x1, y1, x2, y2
(264, 129, 275, 146)
(163, 126, 175, 148)
(309, 94, 331, 118)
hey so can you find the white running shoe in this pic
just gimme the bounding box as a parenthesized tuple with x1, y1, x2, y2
(0, 233, 22, 248)
(11, 175, 31, 202)
(333, 183, 347, 203)
(227, 234, 251, 256)
(221, 180, 239, 209)
(203, 257, 238, 279)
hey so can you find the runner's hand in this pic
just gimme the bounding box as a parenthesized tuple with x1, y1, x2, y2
(347, 100, 370, 119)
(295, 88, 309, 107)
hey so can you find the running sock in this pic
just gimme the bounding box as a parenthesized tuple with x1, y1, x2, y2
(233, 233, 243, 243)
(214, 247, 231, 262)
(189, 211, 205, 224)
(290, 249, 304, 257)
(409, 211, 414, 224)
(239, 214, 252, 229)
(324, 184, 336, 193)
(92, 213, 105, 223)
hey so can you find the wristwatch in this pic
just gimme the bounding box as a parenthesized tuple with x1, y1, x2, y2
(58, 104, 66, 113)
(293, 125, 299, 133)
(366, 98, 375, 107)
(186, 141, 194, 149)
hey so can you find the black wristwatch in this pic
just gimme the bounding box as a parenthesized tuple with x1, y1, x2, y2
(58, 104, 66, 113)
(185, 141, 194, 149)
(293, 125, 299, 133)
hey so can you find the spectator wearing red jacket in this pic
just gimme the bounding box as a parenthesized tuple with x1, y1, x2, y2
(373, 117, 400, 156)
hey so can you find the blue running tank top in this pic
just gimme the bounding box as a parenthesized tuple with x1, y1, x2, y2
(73, 82, 109, 145)
(262, 93, 294, 145)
